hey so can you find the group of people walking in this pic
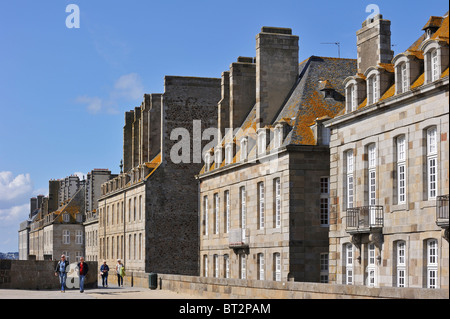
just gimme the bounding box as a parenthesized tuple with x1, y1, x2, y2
(54, 254, 126, 292)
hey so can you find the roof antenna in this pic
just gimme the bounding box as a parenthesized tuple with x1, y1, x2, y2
(321, 42, 341, 58)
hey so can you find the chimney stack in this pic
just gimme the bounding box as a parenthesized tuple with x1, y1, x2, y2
(356, 14, 394, 74)
(256, 27, 299, 128)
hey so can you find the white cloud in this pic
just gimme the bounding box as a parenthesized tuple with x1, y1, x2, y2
(0, 203, 29, 224)
(76, 96, 103, 114)
(0, 171, 33, 203)
(76, 73, 144, 115)
(113, 73, 144, 100)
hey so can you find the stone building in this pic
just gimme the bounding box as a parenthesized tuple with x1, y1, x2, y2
(20, 170, 114, 262)
(197, 27, 356, 283)
(324, 13, 449, 289)
(98, 76, 221, 279)
(84, 169, 116, 262)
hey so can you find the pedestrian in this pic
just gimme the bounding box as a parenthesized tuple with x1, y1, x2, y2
(76, 257, 89, 293)
(115, 259, 125, 287)
(54, 254, 69, 293)
(100, 260, 109, 287)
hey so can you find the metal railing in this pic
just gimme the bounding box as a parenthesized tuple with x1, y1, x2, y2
(346, 206, 384, 231)
(436, 195, 449, 222)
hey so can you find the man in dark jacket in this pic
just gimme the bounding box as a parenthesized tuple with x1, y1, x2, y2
(54, 254, 69, 292)
(77, 257, 89, 293)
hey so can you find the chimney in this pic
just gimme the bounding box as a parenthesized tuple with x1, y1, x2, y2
(140, 95, 151, 164)
(230, 57, 256, 132)
(149, 94, 162, 161)
(132, 107, 141, 168)
(356, 14, 394, 74)
(30, 197, 37, 215)
(123, 110, 135, 173)
(256, 27, 299, 128)
(218, 71, 230, 141)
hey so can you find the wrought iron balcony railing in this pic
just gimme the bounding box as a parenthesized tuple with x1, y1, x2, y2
(346, 206, 384, 234)
(436, 195, 449, 228)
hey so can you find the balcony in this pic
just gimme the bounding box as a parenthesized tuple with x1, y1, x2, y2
(436, 195, 449, 229)
(229, 228, 249, 250)
(346, 206, 384, 235)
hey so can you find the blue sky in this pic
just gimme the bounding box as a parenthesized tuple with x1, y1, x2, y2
(0, 0, 448, 252)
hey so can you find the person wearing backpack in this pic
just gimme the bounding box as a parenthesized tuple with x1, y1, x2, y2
(115, 259, 125, 287)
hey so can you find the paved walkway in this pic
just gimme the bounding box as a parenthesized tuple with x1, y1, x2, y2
(0, 286, 204, 299)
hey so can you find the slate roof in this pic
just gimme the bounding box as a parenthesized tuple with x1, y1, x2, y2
(356, 12, 449, 111)
(199, 56, 357, 174)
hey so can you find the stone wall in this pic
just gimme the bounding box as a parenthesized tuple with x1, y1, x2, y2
(0, 260, 98, 290)
(140, 273, 448, 299)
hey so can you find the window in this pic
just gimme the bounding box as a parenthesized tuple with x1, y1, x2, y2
(367, 243, 376, 287)
(139, 196, 142, 220)
(396, 241, 406, 287)
(203, 196, 209, 236)
(427, 127, 438, 200)
(214, 194, 219, 234)
(258, 131, 266, 155)
(240, 138, 248, 161)
(427, 239, 438, 289)
(346, 151, 354, 208)
(203, 255, 208, 277)
(368, 144, 377, 207)
(401, 63, 408, 93)
(224, 191, 230, 233)
(224, 254, 230, 279)
(240, 187, 246, 229)
(258, 253, 265, 280)
(274, 178, 281, 228)
(368, 75, 379, 104)
(351, 84, 357, 111)
(431, 50, 439, 82)
(63, 213, 70, 223)
(205, 153, 212, 172)
(345, 243, 353, 285)
(274, 253, 281, 281)
(258, 182, 265, 229)
(133, 197, 137, 221)
(320, 177, 330, 226)
(76, 230, 83, 245)
(215, 148, 222, 168)
(346, 84, 357, 112)
(320, 253, 329, 283)
(275, 126, 283, 148)
(397, 136, 407, 204)
(63, 230, 70, 244)
(213, 254, 219, 278)
(240, 254, 247, 279)
(225, 144, 233, 165)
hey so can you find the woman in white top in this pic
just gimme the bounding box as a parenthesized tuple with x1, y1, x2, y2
(115, 259, 125, 287)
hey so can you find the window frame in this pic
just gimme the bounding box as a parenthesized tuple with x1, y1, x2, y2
(426, 127, 438, 200)
(397, 136, 407, 204)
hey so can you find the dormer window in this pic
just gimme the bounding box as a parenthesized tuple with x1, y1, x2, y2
(240, 137, 248, 161)
(431, 50, 439, 82)
(205, 153, 212, 172)
(351, 85, 357, 110)
(257, 129, 267, 156)
(367, 74, 379, 105)
(344, 76, 365, 113)
(274, 126, 282, 149)
(401, 63, 408, 93)
(421, 39, 448, 84)
(225, 143, 233, 165)
(214, 147, 222, 169)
